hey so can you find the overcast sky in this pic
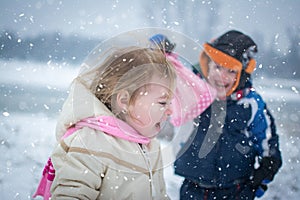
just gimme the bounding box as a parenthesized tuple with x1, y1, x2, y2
(0, 0, 299, 52)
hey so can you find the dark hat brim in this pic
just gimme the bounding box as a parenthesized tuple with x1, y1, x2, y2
(203, 43, 242, 71)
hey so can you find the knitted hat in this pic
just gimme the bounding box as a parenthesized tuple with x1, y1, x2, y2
(149, 34, 176, 53)
(199, 30, 258, 96)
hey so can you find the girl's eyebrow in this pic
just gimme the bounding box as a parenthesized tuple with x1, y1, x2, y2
(158, 92, 171, 99)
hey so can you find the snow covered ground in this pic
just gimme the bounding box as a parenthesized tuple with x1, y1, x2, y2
(0, 61, 299, 199)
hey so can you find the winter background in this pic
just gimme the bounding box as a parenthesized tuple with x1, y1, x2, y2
(0, 0, 300, 199)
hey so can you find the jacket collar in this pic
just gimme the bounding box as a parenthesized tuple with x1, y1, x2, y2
(229, 87, 254, 101)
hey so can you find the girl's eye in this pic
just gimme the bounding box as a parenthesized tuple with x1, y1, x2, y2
(159, 101, 172, 107)
(159, 102, 167, 106)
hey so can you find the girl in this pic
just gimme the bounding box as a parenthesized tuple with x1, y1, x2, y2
(35, 47, 176, 199)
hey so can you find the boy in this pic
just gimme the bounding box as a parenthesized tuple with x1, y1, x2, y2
(174, 30, 282, 199)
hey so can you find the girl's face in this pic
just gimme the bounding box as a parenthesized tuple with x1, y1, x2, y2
(125, 75, 174, 139)
(207, 61, 238, 99)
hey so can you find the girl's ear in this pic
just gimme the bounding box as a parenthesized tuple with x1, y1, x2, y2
(116, 90, 130, 111)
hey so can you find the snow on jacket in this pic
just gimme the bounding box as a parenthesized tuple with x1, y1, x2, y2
(50, 79, 169, 199)
(174, 87, 282, 188)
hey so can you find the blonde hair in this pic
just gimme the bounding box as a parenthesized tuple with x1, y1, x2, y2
(82, 47, 176, 117)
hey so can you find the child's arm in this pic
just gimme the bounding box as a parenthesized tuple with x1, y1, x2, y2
(245, 92, 282, 196)
(251, 106, 282, 195)
(50, 130, 105, 199)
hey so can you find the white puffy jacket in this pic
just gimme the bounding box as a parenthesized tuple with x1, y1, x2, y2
(50, 79, 169, 200)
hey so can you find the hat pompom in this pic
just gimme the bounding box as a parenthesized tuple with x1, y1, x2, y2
(149, 34, 176, 53)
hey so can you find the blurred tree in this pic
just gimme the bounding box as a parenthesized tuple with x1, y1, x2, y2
(0, 30, 101, 64)
(284, 27, 300, 79)
(142, 0, 220, 41)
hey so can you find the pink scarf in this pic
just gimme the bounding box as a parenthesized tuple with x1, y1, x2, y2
(64, 116, 150, 144)
(33, 116, 150, 200)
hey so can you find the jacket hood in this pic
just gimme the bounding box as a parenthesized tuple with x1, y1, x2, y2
(55, 78, 114, 141)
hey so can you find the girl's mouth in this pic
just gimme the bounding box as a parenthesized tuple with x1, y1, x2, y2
(155, 122, 161, 132)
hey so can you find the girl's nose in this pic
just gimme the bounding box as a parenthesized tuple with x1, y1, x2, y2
(162, 107, 173, 121)
(165, 107, 173, 116)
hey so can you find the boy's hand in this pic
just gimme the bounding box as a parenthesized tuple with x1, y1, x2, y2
(250, 156, 282, 197)
(255, 183, 268, 198)
(252, 156, 282, 187)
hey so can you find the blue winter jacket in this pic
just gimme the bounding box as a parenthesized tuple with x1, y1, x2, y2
(174, 88, 282, 188)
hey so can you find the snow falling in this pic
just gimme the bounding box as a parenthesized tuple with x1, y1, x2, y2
(1, 0, 300, 199)
(0, 61, 299, 199)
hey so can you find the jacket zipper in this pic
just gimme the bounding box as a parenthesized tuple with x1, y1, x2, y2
(138, 143, 156, 199)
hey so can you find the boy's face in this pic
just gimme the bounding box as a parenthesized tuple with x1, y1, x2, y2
(125, 75, 174, 139)
(207, 61, 238, 100)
